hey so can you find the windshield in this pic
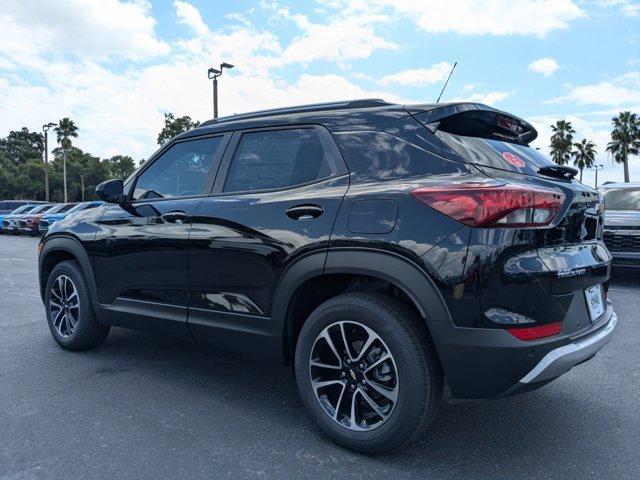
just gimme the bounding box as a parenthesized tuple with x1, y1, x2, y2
(436, 131, 556, 175)
(603, 188, 640, 211)
(30, 204, 54, 214)
(47, 203, 77, 214)
(10, 205, 35, 214)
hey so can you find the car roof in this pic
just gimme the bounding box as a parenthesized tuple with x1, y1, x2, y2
(176, 99, 537, 142)
(599, 182, 640, 189)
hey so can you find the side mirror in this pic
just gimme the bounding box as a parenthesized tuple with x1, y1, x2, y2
(96, 179, 125, 204)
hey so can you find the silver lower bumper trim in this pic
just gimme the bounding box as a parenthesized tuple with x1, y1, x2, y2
(501, 310, 618, 396)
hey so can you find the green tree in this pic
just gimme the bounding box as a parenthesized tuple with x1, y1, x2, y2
(571, 139, 597, 182)
(0, 127, 44, 164)
(157, 113, 199, 145)
(549, 120, 576, 165)
(50, 146, 110, 202)
(606, 111, 640, 183)
(106, 155, 136, 179)
(54, 118, 79, 202)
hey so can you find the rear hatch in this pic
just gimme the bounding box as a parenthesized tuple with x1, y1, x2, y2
(409, 104, 610, 300)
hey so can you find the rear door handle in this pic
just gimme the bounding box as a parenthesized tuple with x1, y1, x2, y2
(161, 210, 189, 224)
(285, 204, 324, 221)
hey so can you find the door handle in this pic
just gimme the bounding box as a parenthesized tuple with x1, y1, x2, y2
(285, 204, 324, 221)
(161, 210, 189, 224)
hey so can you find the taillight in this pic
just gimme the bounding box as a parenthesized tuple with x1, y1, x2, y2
(507, 322, 562, 341)
(411, 182, 565, 228)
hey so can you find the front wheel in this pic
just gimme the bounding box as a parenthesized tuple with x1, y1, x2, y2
(295, 292, 443, 454)
(45, 260, 110, 350)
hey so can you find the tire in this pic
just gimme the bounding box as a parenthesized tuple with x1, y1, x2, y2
(44, 260, 110, 351)
(295, 292, 443, 454)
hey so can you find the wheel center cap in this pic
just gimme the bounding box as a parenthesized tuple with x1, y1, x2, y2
(348, 369, 357, 381)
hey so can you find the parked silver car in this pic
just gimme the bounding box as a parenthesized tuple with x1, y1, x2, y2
(600, 182, 640, 268)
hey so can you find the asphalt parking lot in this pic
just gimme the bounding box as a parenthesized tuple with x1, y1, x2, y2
(1, 235, 638, 480)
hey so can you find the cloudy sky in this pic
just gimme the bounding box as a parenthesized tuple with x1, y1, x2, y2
(1, 0, 639, 185)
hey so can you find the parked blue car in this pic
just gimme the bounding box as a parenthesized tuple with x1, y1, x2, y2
(38, 200, 104, 234)
(2, 204, 47, 233)
(0, 201, 47, 233)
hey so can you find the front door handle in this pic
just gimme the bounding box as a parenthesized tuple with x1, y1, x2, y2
(161, 210, 189, 224)
(285, 204, 324, 221)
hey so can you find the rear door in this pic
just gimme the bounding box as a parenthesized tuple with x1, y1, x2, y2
(187, 125, 349, 356)
(93, 133, 230, 339)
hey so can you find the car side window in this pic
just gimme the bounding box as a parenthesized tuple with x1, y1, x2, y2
(223, 128, 339, 193)
(132, 136, 222, 200)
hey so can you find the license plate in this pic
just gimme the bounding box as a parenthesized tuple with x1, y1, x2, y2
(584, 284, 605, 322)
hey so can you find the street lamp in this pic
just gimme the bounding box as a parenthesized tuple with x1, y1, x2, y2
(589, 164, 604, 189)
(207, 62, 234, 119)
(42, 122, 56, 202)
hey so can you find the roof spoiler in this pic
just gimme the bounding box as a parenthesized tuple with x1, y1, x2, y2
(406, 102, 538, 145)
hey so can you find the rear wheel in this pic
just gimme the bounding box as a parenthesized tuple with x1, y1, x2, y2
(45, 260, 110, 350)
(295, 292, 443, 453)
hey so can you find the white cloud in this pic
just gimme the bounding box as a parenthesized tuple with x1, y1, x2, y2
(373, 0, 586, 37)
(0, 0, 169, 63)
(281, 11, 397, 66)
(0, 1, 410, 162)
(596, 0, 640, 17)
(549, 71, 640, 106)
(528, 57, 560, 77)
(379, 62, 453, 86)
(174, 0, 212, 36)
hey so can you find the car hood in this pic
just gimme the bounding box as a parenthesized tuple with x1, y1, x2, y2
(604, 210, 640, 228)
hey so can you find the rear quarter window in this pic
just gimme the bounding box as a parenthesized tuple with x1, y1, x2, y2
(335, 131, 468, 181)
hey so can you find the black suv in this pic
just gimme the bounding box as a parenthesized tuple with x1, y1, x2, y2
(38, 99, 617, 453)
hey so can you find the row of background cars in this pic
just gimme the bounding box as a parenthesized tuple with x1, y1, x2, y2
(0, 200, 103, 236)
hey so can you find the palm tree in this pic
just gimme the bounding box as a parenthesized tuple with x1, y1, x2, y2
(54, 118, 78, 202)
(549, 120, 576, 165)
(571, 139, 597, 182)
(606, 111, 640, 183)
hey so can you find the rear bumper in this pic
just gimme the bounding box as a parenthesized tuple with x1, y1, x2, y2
(432, 299, 617, 399)
(499, 308, 617, 396)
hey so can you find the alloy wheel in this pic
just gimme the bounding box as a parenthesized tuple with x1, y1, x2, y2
(49, 275, 80, 338)
(309, 321, 399, 431)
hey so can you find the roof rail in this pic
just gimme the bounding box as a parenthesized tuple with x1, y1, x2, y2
(200, 98, 393, 126)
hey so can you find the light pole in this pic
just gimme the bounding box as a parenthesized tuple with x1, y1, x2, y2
(207, 62, 234, 118)
(590, 164, 604, 189)
(42, 122, 56, 201)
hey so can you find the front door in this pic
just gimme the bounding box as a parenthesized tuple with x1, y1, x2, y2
(93, 134, 229, 339)
(187, 126, 349, 356)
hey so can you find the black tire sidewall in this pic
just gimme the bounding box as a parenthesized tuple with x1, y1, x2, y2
(295, 294, 437, 453)
(45, 260, 94, 347)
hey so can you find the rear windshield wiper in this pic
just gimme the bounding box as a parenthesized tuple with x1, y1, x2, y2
(538, 165, 578, 180)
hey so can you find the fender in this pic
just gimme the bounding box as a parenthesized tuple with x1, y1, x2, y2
(272, 247, 454, 363)
(38, 235, 103, 322)
(324, 248, 453, 328)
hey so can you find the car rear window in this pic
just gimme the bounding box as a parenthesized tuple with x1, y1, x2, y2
(435, 131, 556, 175)
(602, 189, 640, 211)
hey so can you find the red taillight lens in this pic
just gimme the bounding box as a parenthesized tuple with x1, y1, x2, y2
(507, 322, 562, 341)
(411, 182, 565, 228)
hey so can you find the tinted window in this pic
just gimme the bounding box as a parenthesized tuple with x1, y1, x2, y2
(224, 128, 337, 192)
(436, 131, 555, 175)
(133, 137, 222, 200)
(11, 205, 34, 214)
(30, 205, 54, 214)
(603, 189, 640, 211)
(335, 131, 467, 180)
